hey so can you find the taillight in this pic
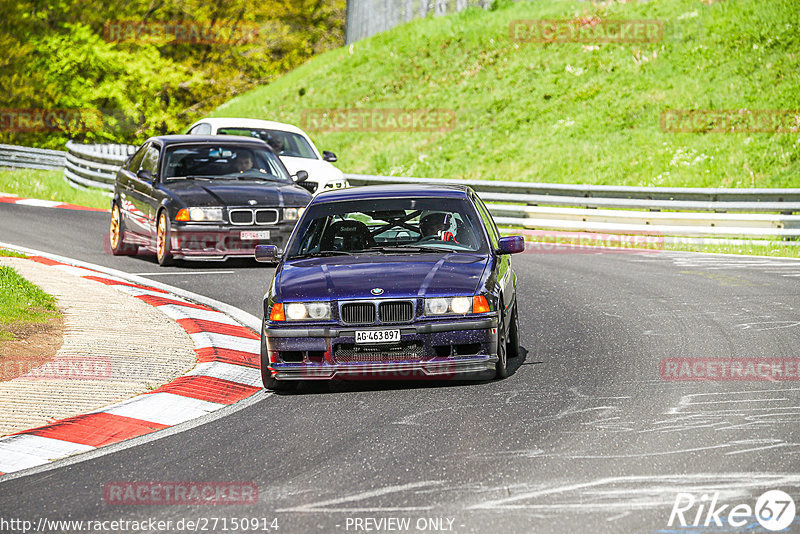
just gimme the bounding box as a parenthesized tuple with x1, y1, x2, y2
(269, 303, 285, 321)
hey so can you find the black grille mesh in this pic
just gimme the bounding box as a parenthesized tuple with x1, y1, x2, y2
(230, 210, 253, 224)
(334, 342, 423, 362)
(255, 209, 279, 224)
(341, 303, 376, 324)
(379, 301, 413, 322)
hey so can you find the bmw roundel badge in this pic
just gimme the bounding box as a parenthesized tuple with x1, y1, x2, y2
(371, 288, 384, 296)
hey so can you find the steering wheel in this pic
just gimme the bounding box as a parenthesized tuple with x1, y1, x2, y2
(417, 235, 442, 242)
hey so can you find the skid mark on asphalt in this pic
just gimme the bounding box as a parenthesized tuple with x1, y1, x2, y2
(636, 252, 800, 278)
(735, 320, 800, 331)
(467, 473, 800, 516)
(275, 481, 443, 513)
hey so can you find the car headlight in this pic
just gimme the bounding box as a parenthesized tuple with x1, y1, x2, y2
(424, 296, 491, 315)
(284, 301, 332, 321)
(176, 207, 224, 222)
(284, 207, 304, 221)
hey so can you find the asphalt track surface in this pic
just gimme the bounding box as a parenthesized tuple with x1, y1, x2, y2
(1, 202, 800, 533)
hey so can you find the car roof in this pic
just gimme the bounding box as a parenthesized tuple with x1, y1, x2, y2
(311, 184, 473, 204)
(146, 134, 271, 147)
(190, 118, 309, 137)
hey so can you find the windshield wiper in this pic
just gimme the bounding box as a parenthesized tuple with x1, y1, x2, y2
(288, 250, 353, 259)
(175, 175, 217, 181)
(371, 245, 454, 254)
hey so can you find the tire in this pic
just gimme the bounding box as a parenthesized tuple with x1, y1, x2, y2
(260, 342, 297, 392)
(109, 203, 136, 256)
(494, 311, 508, 380)
(507, 302, 521, 359)
(156, 211, 175, 267)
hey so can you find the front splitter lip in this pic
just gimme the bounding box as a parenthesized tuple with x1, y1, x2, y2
(270, 356, 497, 380)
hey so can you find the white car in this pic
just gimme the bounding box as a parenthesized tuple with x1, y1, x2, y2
(186, 118, 348, 195)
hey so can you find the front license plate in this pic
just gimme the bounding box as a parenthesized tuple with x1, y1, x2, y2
(240, 230, 270, 240)
(355, 329, 400, 344)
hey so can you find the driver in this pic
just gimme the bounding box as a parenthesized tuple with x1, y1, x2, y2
(234, 150, 254, 172)
(419, 212, 459, 243)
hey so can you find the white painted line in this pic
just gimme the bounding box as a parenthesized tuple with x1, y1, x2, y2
(134, 271, 236, 276)
(157, 304, 239, 326)
(103, 393, 226, 426)
(0, 391, 272, 483)
(0, 435, 94, 461)
(0, 449, 50, 473)
(189, 332, 260, 354)
(186, 361, 262, 388)
(276, 481, 441, 512)
(15, 199, 62, 208)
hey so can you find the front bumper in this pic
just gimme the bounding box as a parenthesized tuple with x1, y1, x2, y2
(264, 317, 498, 381)
(169, 222, 296, 260)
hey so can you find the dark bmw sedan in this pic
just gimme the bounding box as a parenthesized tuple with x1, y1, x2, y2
(109, 135, 312, 265)
(255, 184, 525, 390)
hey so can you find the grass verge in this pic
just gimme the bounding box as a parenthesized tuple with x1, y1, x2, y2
(0, 265, 60, 341)
(0, 249, 27, 258)
(216, 0, 800, 188)
(0, 167, 109, 210)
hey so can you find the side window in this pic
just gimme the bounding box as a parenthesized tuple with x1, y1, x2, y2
(190, 123, 211, 135)
(140, 145, 160, 177)
(126, 144, 147, 171)
(474, 196, 500, 249)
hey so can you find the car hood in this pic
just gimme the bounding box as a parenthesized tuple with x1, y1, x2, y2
(279, 156, 344, 184)
(161, 180, 311, 207)
(276, 253, 488, 302)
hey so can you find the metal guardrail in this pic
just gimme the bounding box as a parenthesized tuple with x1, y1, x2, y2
(63, 141, 136, 192)
(345, 173, 800, 238)
(0, 144, 67, 170)
(4, 143, 797, 240)
(345, 174, 800, 205)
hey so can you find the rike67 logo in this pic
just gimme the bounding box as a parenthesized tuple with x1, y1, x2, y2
(669, 490, 796, 531)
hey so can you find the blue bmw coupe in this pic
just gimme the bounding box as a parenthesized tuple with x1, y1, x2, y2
(255, 184, 525, 390)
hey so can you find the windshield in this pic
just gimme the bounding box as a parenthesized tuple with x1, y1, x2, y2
(217, 128, 318, 160)
(286, 197, 488, 258)
(163, 144, 292, 183)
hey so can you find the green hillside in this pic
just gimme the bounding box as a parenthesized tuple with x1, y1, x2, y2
(213, 0, 800, 188)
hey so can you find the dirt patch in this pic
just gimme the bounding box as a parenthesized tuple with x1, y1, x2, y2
(0, 315, 64, 380)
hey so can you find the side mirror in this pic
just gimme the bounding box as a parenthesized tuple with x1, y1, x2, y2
(255, 245, 279, 263)
(322, 151, 337, 163)
(294, 170, 309, 183)
(497, 236, 525, 255)
(136, 169, 153, 182)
